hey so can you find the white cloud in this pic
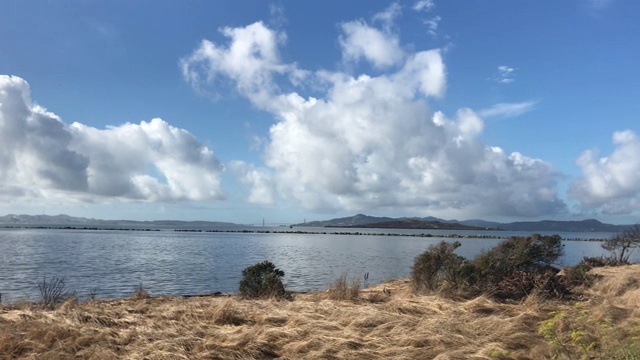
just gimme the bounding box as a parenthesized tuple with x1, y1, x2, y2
(339, 20, 404, 69)
(395, 49, 446, 98)
(182, 20, 564, 218)
(571, 130, 640, 214)
(180, 21, 305, 108)
(228, 161, 275, 205)
(413, 0, 435, 12)
(479, 101, 538, 118)
(372, 2, 402, 30)
(269, 3, 287, 28)
(497, 65, 516, 84)
(424, 15, 441, 36)
(0, 75, 224, 204)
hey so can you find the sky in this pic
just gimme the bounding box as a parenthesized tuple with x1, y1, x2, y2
(1, 0, 639, 225)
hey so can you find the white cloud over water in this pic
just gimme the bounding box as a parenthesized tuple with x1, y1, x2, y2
(571, 130, 640, 214)
(181, 19, 565, 218)
(0, 75, 224, 203)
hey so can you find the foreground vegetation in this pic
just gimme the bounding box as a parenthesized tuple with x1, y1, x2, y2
(1, 233, 638, 359)
(0, 263, 637, 359)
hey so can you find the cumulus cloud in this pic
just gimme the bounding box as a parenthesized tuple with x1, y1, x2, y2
(479, 101, 538, 119)
(0, 75, 224, 203)
(496, 65, 516, 84)
(180, 21, 306, 107)
(338, 4, 408, 70)
(339, 20, 404, 69)
(228, 161, 275, 205)
(182, 19, 564, 218)
(571, 130, 640, 214)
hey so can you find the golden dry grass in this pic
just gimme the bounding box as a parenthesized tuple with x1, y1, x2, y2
(1, 265, 639, 359)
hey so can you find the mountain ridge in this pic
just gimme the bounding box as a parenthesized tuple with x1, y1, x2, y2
(333, 219, 493, 231)
(295, 214, 631, 232)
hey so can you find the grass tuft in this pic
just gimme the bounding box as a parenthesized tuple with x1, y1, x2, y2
(327, 273, 361, 301)
(131, 282, 150, 300)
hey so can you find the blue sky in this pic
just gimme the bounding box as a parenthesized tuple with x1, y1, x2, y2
(1, 0, 639, 224)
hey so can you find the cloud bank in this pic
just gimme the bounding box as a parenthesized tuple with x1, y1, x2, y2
(0, 75, 224, 203)
(182, 17, 565, 218)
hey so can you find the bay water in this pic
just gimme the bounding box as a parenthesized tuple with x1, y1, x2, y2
(0, 227, 632, 302)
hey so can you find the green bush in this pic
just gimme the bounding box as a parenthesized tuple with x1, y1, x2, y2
(412, 235, 566, 300)
(562, 263, 594, 287)
(238, 261, 287, 299)
(411, 241, 474, 294)
(560, 257, 608, 289)
(474, 234, 563, 283)
(473, 234, 564, 299)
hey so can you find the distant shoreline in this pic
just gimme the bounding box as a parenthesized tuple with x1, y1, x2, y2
(0, 225, 609, 241)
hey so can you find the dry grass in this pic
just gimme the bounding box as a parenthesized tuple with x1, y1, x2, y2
(326, 273, 361, 301)
(1, 265, 639, 359)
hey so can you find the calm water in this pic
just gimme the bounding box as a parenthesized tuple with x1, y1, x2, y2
(0, 227, 634, 302)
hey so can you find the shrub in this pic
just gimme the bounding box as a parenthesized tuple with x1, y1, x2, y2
(239, 261, 287, 299)
(411, 241, 474, 294)
(471, 234, 564, 299)
(38, 277, 74, 309)
(602, 225, 640, 263)
(562, 263, 595, 288)
(580, 255, 616, 268)
(327, 273, 360, 301)
(474, 234, 563, 282)
(412, 235, 567, 300)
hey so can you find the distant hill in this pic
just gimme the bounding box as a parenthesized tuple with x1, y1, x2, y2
(459, 219, 503, 228)
(339, 219, 493, 231)
(0, 214, 98, 224)
(296, 214, 632, 232)
(300, 214, 396, 227)
(419, 216, 456, 223)
(498, 219, 627, 232)
(0, 214, 240, 229)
